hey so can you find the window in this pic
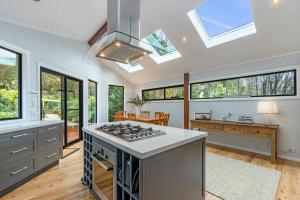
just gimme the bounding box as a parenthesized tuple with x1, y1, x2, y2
(108, 85, 124, 122)
(0, 46, 22, 120)
(142, 29, 181, 64)
(142, 85, 184, 101)
(188, 0, 256, 48)
(116, 60, 144, 73)
(88, 80, 97, 124)
(190, 70, 296, 99)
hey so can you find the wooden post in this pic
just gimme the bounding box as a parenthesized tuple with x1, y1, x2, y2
(184, 73, 189, 129)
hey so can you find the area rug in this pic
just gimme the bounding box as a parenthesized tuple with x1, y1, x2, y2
(206, 152, 281, 200)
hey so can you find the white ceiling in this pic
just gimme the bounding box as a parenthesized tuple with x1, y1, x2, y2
(0, 0, 107, 41)
(1, 0, 300, 85)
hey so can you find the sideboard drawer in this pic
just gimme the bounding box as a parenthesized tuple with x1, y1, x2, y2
(248, 128, 273, 136)
(0, 159, 34, 190)
(224, 125, 240, 133)
(0, 141, 34, 164)
(210, 124, 224, 131)
(0, 129, 35, 148)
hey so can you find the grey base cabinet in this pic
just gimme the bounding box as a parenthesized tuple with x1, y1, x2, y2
(0, 122, 63, 197)
(83, 132, 206, 200)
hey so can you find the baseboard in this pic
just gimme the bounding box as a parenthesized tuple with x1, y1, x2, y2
(207, 140, 300, 163)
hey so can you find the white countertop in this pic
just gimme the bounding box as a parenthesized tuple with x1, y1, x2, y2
(83, 121, 208, 159)
(0, 120, 64, 134)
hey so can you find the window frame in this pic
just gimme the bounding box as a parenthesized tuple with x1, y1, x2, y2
(142, 84, 184, 101)
(187, 5, 256, 48)
(88, 80, 98, 124)
(190, 69, 297, 100)
(0, 46, 22, 121)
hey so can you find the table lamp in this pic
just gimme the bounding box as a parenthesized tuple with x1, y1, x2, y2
(257, 101, 278, 125)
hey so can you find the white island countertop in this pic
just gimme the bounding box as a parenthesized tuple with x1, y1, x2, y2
(83, 121, 208, 159)
(0, 120, 64, 135)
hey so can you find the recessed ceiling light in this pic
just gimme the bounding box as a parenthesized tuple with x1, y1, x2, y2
(272, 0, 280, 5)
(115, 42, 121, 47)
(182, 37, 187, 43)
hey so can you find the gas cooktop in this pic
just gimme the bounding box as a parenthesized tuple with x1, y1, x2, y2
(96, 123, 166, 141)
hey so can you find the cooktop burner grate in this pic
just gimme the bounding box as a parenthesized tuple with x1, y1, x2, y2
(96, 123, 166, 141)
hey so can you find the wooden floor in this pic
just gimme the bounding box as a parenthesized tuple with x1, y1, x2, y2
(1, 142, 299, 200)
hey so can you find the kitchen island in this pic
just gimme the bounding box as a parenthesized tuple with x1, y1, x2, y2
(82, 121, 207, 200)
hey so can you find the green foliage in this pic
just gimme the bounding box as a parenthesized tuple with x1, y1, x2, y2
(128, 95, 146, 108)
(165, 86, 184, 99)
(108, 85, 124, 122)
(191, 71, 295, 99)
(0, 89, 18, 119)
(88, 81, 97, 124)
(88, 96, 96, 123)
(143, 86, 184, 101)
(0, 59, 20, 119)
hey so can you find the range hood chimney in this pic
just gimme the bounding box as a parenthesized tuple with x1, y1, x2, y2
(94, 0, 152, 64)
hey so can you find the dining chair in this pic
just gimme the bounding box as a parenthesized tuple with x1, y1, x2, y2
(128, 113, 137, 121)
(159, 113, 170, 126)
(141, 111, 150, 118)
(115, 111, 126, 121)
(155, 112, 164, 118)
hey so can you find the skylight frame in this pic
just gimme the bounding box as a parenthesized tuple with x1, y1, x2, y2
(187, 6, 256, 48)
(142, 29, 181, 64)
(116, 61, 144, 73)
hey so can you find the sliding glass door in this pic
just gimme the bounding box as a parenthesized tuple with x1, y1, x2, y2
(66, 78, 82, 144)
(41, 68, 83, 147)
(41, 71, 64, 121)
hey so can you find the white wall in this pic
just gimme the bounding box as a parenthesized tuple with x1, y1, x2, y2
(0, 20, 134, 125)
(135, 53, 300, 162)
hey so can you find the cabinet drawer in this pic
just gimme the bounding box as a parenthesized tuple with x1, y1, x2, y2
(38, 147, 60, 169)
(0, 129, 35, 149)
(0, 159, 34, 190)
(38, 124, 61, 139)
(0, 141, 34, 164)
(38, 131, 60, 151)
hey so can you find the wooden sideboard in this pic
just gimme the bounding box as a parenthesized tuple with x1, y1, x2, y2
(190, 120, 279, 163)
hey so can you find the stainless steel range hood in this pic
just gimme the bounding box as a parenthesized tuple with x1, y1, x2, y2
(87, 0, 169, 64)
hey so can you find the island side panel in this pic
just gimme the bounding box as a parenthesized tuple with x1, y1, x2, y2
(141, 138, 206, 200)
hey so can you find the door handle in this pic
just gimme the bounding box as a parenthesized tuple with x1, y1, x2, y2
(10, 166, 28, 176)
(11, 133, 28, 138)
(48, 127, 57, 131)
(11, 147, 28, 154)
(47, 153, 57, 159)
(46, 138, 57, 143)
(91, 155, 113, 171)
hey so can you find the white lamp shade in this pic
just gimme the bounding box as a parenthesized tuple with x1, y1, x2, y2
(257, 101, 278, 114)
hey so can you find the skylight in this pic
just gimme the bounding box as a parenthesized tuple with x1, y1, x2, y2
(116, 60, 144, 73)
(142, 29, 181, 64)
(188, 0, 256, 48)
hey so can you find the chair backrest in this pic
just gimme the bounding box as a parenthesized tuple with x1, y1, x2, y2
(141, 111, 150, 118)
(155, 112, 164, 118)
(115, 111, 126, 121)
(159, 113, 170, 126)
(128, 113, 137, 120)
